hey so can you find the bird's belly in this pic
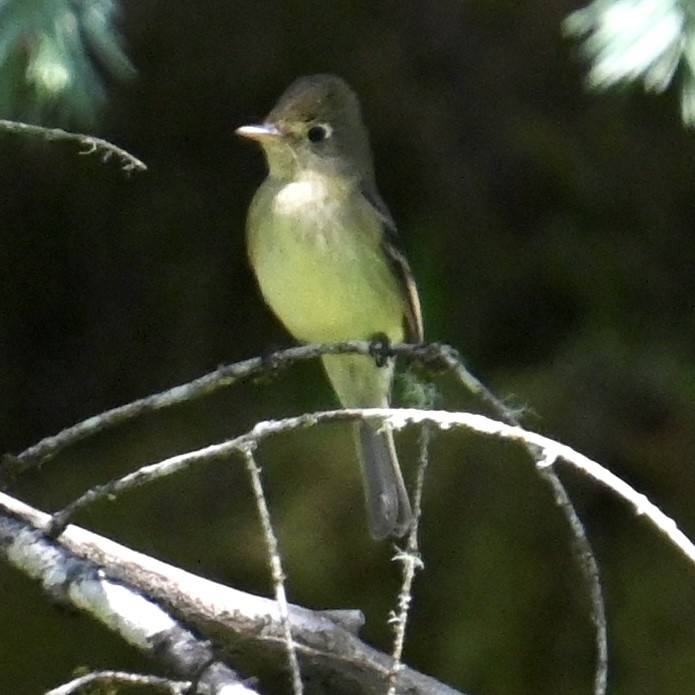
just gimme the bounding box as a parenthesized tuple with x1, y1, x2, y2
(249, 199, 404, 344)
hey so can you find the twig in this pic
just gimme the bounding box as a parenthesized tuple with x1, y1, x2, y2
(434, 353, 608, 694)
(388, 422, 432, 695)
(0, 119, 147, 173)
(46, 407, 695, 568)
(535, 457, 608, 693)
(241, 445, 303, 695)
(2, 342, 461, 476)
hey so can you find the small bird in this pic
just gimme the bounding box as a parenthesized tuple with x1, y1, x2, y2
(237, 74, 423, 539)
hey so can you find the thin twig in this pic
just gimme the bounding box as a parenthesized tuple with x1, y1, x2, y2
(388, 422, 432, 695)
(2, 342, 463, 476)
(240, 445, 303, 695)
(536, 463, 608, 693)
(46, 407, 695, 568)
(0, 119, 147, 173)
(470, 415, 608, 693)
(429, 349, 608, 694)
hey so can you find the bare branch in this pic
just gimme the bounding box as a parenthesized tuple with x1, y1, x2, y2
(45, 670, 190, 695)
(0, 496, 253, 695)
(1, 342, 479, 476)
(241, 445, 303, 695)
(0, 119, 147, 173)
(0, 491, 466, 695)
(1, 339, 608, 693)
(388, 423, 432, 695)
(48, 408, 695, 565)
(535, 463, 608, 692)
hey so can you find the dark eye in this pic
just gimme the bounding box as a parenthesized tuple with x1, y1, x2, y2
(307, 123, 332, 143)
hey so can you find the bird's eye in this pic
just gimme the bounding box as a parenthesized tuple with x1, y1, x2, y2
(307, 123, 332, 143)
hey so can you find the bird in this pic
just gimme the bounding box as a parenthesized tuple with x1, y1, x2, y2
(236, 74, 423, 539)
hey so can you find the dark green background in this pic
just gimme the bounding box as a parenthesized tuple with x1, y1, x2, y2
(2, 1, 695, 693)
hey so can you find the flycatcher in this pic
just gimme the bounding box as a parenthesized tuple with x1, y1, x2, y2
(237, 74, 423, 539)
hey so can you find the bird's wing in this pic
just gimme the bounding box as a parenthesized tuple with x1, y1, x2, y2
(361, 187, 424, 342)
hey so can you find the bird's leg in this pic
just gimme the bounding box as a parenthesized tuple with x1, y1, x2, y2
(368, 333, 393, 368)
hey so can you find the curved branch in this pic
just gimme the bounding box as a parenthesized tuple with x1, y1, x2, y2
(0, 119, 147, 173)
(2, 340, 610, 694)
(47, 407, 695, 570)
(1, 341, 496, 477)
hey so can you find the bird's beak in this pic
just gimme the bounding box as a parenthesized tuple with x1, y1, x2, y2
(235, 123, 281, 141)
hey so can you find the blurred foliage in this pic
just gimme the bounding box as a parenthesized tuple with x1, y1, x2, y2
(0, 0, 134, 126)
(1, 1, 695, 694)
(565, 0, 695, 125)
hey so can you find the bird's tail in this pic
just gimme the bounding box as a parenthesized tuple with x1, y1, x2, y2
(356, 421, 412, 540)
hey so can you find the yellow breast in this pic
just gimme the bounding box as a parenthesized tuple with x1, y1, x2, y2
(246, 175, 405, 344)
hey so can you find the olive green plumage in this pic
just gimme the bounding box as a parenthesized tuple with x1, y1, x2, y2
(238, 74, 422, 539)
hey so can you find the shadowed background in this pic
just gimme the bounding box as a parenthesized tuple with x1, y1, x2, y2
(2, 1, 695, 693)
